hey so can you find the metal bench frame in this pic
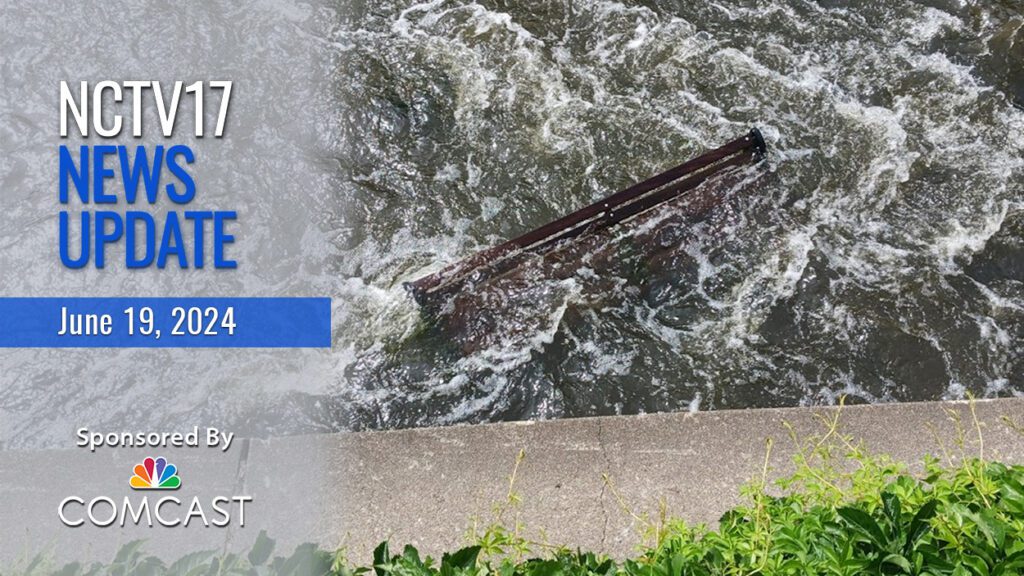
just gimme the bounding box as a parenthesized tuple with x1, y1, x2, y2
(407, 128, 767, 306)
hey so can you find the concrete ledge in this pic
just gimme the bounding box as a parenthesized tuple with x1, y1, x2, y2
(2, 399, 1023, 565)
(257, 398, 1024, 562)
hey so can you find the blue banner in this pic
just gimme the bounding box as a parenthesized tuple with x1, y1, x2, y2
(0, 298, 331, 348)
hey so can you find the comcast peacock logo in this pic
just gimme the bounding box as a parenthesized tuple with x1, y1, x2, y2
(58, 453, 251, 527)
(129, 456, 181, 490)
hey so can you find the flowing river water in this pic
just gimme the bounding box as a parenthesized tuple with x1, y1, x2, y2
(325, 0, 1024, 431)
(1, 0, 1022, 447)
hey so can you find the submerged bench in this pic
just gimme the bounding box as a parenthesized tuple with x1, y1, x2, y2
(407, 129, 768, 307)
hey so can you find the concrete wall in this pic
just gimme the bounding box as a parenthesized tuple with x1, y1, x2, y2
(295, 398, 1024, 562)
(2, 399, 1023, 566)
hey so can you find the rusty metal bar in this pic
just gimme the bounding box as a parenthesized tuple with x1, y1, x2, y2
(407, 128, 767, 305)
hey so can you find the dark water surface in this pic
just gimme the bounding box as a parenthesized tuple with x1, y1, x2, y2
(324, 0, 1024, 430)
(2, 0, 1021, 449)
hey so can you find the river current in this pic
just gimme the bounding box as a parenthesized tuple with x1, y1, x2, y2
(324, 0, 1024, 430)
(0, 0, 1021, 448)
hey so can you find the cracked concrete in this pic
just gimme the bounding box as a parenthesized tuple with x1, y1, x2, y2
(595, 417, 613, 551)
(2, 399, 1023, 566)
(295, 398, 1024, 564)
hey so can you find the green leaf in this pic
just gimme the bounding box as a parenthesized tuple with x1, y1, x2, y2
(442, 546, 481, 571)
(959, 554, 990, 576)
(204, 556, 221, 576)
(167, 550, 216, 575)
(132, 556, 165, 576)
(670, 553, 685, 576)
(838, 507, 889, 549)
(994, 550, 1024, 576)
(248, 530, 276, 567)
(52, 562, 82, 576)
(966, 509, 1006, 550)
(279, 543, 332, 576)
(500, 559, 515, 576)
(880, 553, 912, 573)
(372, 542, 391, 576)
(112, 540, 147, 565)
(525, 559, 563, 576)
(906, 500, 939, 552)
(402, 544, 422, 567)
(23, 553, 46, 576)
(883, 493, 903, 535)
